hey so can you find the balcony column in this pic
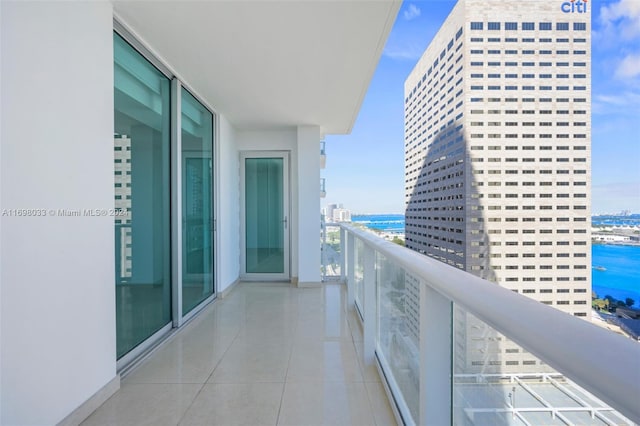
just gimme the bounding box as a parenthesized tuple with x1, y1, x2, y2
(363, 245, 376, 365)
(419, 284, 452, 425)
(296, 125, 321, 285)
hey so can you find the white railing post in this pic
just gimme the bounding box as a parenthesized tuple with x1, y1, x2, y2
(346, 232, 355, 307)
(419, 283, 452, 425)
(363, 245, 376, 365)
(340, 226, 346, 283)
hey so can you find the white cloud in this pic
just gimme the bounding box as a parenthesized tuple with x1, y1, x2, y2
(383, 43, 424, 61)
(592, 91, 640, 116)
(599, 0, 640, 41)
(403, 4, 421, 21)
(595, 91, 640, 106)
(616, 53, 640, 79)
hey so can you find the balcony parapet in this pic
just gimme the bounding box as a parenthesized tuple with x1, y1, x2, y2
(339, 223, 640, 425)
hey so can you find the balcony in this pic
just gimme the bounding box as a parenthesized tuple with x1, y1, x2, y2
(81, 282, 395, 425)
(321, 140, 327, 169)
(82, 224, 640, 426)
(324, 224, 639, 425)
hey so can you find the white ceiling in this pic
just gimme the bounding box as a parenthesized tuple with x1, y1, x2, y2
(113, 1, 400, 134)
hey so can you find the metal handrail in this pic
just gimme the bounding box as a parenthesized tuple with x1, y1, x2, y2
(340, 223, 640, 423)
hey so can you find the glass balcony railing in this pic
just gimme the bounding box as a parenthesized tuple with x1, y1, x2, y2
(320, 218, 342, 280)
(336, 223, 640, 426)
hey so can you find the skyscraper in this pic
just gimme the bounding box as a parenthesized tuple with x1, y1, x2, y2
(404, 0, 591, 372)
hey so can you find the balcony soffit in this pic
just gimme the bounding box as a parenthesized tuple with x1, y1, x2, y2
(112, 0, 401, 134)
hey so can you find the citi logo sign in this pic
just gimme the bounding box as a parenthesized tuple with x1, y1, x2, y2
(561, 0, 588, 13)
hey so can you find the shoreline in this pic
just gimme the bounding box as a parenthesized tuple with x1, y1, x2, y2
(592, 241, 640, 247)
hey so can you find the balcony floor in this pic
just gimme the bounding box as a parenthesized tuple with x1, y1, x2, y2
(82, 282, 396, 426)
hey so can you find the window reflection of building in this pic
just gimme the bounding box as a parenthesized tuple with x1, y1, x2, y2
(114, 134, 132, 281)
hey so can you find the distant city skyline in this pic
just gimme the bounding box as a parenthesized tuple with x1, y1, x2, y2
(321, 0, 640, 215)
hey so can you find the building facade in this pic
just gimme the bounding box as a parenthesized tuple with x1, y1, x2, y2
(404, 0, 591, 372)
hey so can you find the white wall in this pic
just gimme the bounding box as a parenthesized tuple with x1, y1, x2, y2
(217, 116, 240, 292)
(296, 126, 321, 284)
(1, 2, 117, 425)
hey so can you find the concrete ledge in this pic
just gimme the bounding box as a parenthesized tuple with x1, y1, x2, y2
(57, 374, 120, 426)
(219, 278, 240, 298)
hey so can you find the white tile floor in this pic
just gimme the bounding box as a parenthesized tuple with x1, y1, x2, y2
(82, 283, 397, 426)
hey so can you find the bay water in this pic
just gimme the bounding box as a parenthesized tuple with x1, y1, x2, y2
(353, 215, 640, 305)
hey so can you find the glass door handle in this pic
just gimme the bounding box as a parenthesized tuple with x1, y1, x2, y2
(283, 216, 288, 230)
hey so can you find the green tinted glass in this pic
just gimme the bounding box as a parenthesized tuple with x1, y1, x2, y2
(114, 33, 171, 359)
(181, 88, 214, 314)
(245, 158, 284, 273)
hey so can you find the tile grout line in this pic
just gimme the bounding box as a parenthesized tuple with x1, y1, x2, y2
(344, 288, 386, 424)
(175, 299, 245, 426)
(275, 287, 301, 426)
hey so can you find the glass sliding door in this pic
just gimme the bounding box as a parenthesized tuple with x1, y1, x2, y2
(242, 153, 290, 279)
(181, 88, 214, 315)
(114, 33, 171, 359)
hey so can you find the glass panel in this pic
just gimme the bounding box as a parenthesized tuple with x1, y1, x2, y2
(377, 253, 419, 422)
(321, 223, 341, 279)
(245, 158, 284, 273)
(452, 306, 634, 425)
(181, 88, 214, 314)
(354, 238, 365, 314)
(114, 33, 171, 359)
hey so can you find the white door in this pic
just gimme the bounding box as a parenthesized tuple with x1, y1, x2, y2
(240, 151, 290, 281)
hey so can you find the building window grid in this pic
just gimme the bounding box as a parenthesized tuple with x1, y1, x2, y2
(404, 14, 592, 310)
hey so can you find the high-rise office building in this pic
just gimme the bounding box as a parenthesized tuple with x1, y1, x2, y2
(404, 0, 591, 372)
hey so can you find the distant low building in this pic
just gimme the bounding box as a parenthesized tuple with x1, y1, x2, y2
(333, 208, 351, 222)
(592, 233, 631, 243)
(322, 204, 351, 223)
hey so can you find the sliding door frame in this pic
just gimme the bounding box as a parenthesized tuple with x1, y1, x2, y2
(114, 19, 220, 371)
(171, 79, 218, 327)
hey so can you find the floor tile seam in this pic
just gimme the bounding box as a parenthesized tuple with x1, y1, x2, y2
(283, 378, 368, 384)
(202, 380, 286, 386)
(206, 381, 288, 386)
(176, 308, 245, 426)
(200, 312, 245, 385)
(363, 380, 389, 426)
(123, 379, 209, 385)
(173, 381, 208, 426)
(277, 305, 300, 426)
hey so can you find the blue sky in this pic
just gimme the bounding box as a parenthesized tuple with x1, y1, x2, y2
(322, 0, 640, 215)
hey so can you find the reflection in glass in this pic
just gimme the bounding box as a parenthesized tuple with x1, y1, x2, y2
(376, 254, 419, 420)
(354, 238, 365, 314)
(450, 307, 634, 425)
(114, 33, 171, 359)
(181, 88, 214, 314)
(245, 158, 284, 273)
(321, 224, 342, 278)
